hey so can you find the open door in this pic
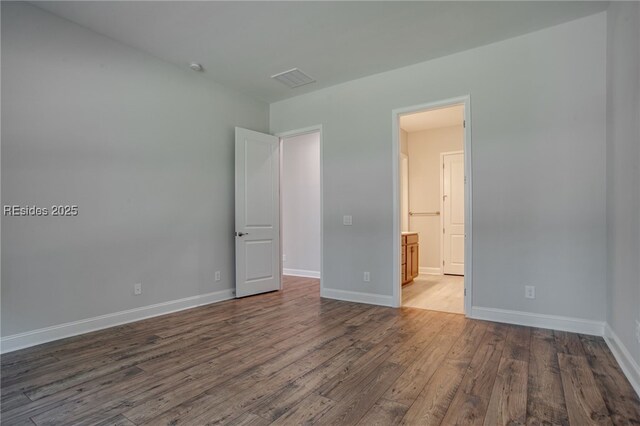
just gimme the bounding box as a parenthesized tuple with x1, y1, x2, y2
(235, 127, 281, 297)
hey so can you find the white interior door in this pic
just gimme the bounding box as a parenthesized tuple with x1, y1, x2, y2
(235, 127, 281, 297)
(442, 151, 465, 275)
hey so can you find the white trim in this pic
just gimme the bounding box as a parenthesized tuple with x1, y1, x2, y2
(470, 306, 605, 336)
(463, 99, 473, 316)
(440, 151, 445, 275)
(392, 95, 472, 313)
(419, 267, 442, 275)
(400, 152, 409, 233)
(604, 324, 640, 397)
(283, 268, 321, 279)
(276, 125, 324, 299)
(321, 287, 394, 307)
(0, 288, 235, 354)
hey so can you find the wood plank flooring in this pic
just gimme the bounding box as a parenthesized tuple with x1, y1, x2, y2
(2, 276, 639, 425)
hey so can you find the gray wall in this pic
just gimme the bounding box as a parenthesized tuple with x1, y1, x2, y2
(606, 1, 640, 363)
(271, 13, 607, 321)
(281, 133, 321, 275)
(1, 2, 269, 336)
(2, 2, 623, 343)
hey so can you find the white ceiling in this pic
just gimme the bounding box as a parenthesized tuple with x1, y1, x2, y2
(400, 104, 464, 133)
(33, 1, 608, 103)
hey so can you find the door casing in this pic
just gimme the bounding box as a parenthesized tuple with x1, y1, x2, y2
(391, 96, 472, 314)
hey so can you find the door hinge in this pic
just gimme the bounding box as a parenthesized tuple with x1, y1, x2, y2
(463, 120, 466, 128)
(464, 288, 467, 296)
(443, 228, 445, 234)
(442, 260, 445, 266)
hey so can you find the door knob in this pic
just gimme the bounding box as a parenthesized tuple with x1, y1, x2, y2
(236, 232, 249, 237)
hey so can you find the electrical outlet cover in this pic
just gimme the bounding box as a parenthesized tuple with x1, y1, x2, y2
(524, 285, 535, 299)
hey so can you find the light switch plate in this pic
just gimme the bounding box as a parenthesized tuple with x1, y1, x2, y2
(343, 215, 352, 226)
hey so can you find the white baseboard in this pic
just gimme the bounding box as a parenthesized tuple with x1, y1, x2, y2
(321, 287, 394, 307)
(604, 324, 640, 397)
(470, 306, 605, 336)
(283, 268, 321, 279)
(0, 288, 235, 354)
(419, 267, 442, 275)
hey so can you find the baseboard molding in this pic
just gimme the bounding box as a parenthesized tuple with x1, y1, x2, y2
(604, 324, 640, 397)
(470, 306, 605, 336)
(283, 268, 321, 279)
(321, 287, 394, 307)
(0, 288, 235, 354)
(419, 267, 442, 275)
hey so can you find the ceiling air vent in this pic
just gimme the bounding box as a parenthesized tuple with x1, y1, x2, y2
(271, 68, 316, 88)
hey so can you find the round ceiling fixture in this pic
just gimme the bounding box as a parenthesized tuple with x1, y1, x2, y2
(189, 63, 204, 72)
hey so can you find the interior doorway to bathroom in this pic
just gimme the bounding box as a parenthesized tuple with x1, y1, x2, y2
(397, 103, 466, 314)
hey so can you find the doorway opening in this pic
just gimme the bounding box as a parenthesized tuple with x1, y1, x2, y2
(279, 129, 322, 286)
(392, 97, 471, 314)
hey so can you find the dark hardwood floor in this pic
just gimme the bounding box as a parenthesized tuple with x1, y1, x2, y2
(2, 276, 639, 425)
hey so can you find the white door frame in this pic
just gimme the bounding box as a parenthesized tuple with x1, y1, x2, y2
(400, 152, 409, 233)
(441, 150, 465, 276)
(275, 125, 324, 294)
(391, 96, 472, 315)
